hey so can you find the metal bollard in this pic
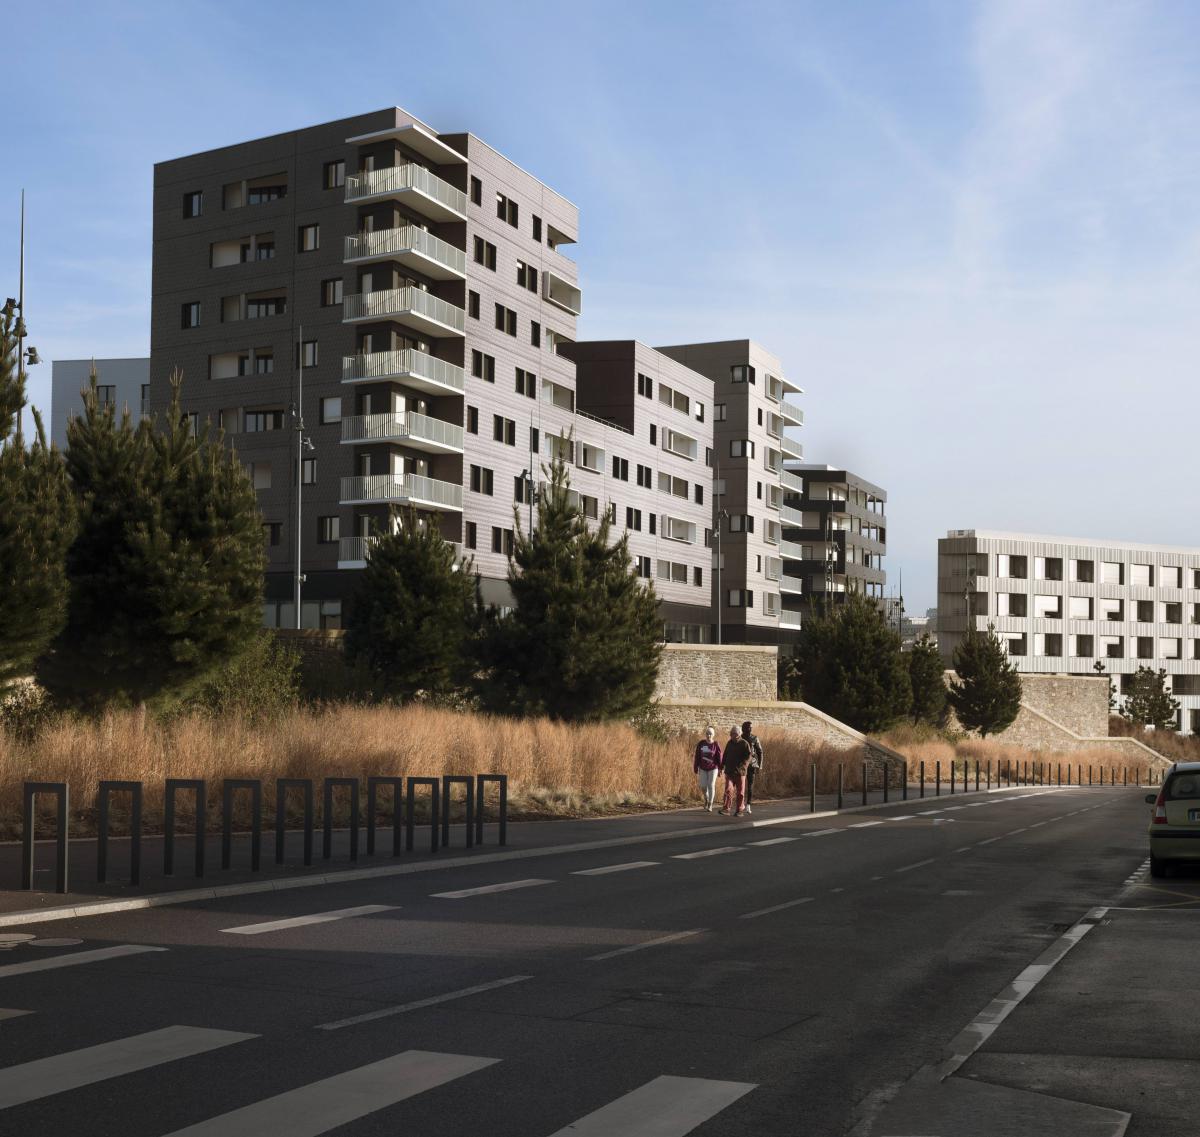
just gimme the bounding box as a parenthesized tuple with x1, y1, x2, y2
(22, 782, 69, 893)
(936, 761, 942, 797)
(221, 779, 262, 871)
(1124, 767, 1128, 787)
(950, 762, 956, 794)
(441, 776, 476, 849)
(164, 779, 206, 878)
(920, 760, 925, 799)
(275, 779, 313, 866)
(406, 777, 440, 853)
(97, 780, 142, 886)
(986, 760, 991, 789)
(883, 761, 890, 804)
(1088, 765, 1093, 787)
(810, 762, 817, 813)
(323, 777, 360, 861)
(975, 760, 980, 792)
(837, 764, 844, 810)
(367, 777, 405, 857)
(861, 762, 868, 807)
(475, 774, 509, 846)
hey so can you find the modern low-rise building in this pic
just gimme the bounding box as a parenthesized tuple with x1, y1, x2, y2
(779, 465, 887, 626)
(50, 357, 150, 448)
(656, 340, 804, 644)
(939, 530, 1200, 733)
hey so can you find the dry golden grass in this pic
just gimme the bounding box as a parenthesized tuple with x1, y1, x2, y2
(0, 706, 857, 838)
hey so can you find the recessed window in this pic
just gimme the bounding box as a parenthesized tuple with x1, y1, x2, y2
(470, 465, 494, 495)
(514, 475, 533, 504)
(515, 368, 536, 398)
(731, 364, 755, 385)
(298, 224, 320, 252)
(636, 464, 652, 489)
(243, 410, 285, 432)
(491, 526, 514, 555)
(516, 261, 538, 292)
(473, 237, 497, 270)
(532, 215, 542, 241)
(493, 415, 516, 446)
(317, 516, 340, 543)
(531, 321, 541, 348)
(182, 191, 203, 218)
(612, 456, 629, 481)
(246, 294, 286, 319)
(95, 385, 116, 408)
(471, 350, 495, 382)
(299, 341, 318, 368)
(254, 353, 273, 375)
(263, 522, 282, 547)
(626, 507, 642, 531)
(323, 160, 345, 189)
(465, 521, 477, 550)
(467, 406, 479, 434)
(730, 439, 755, 458)
(495, 192, 518, 227)
(637, 373, 654, 399)
(320, 396, 341, 425)
(181, 302, 201, 329)
(468, 290, 480, 319)
(470, 176, 482, 206)
(321, 278, 343, 306)
(301, 458, 317, 485)
(494, 304, 517, 336)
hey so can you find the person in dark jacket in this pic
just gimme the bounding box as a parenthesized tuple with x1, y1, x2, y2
(742, 720, 764, 815)
(693, 726, 723, 811)
(720, 725, 753, 817)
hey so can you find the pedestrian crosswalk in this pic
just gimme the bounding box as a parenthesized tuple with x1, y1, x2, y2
(544, 1074, 755, 1136)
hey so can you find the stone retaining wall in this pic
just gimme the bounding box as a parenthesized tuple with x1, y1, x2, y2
(655, 645, 778, 702)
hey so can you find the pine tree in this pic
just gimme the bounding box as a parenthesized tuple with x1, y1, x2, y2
(38, 371, 264, 709)
(907, 633, 948, 726)
(1121, 665, 1179, 731)
(1093, 659, 1117, 713)
(0, 306, 75, 690)
(344, 509, 480, 701)
(482, 450, 662, 721)
(948, 622, 1022, 737)
(792, 592, 912, 733)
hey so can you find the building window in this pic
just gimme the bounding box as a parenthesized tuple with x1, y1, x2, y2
(491, 526, 514, 554)
(251, 353, 273, 375)
(731, 364, 755, 385)
(494, 304, 517, 336)
(637, 372, 654, 399)
(301, 458, 317, 485)
(636, 464, 652, 488)
(612, 456, 629, 481)
(649, 424, 657, 446)
(532, 215, 542, 241)
(493, 415, 516, 445)
(531, 321, 541, 347)
(298, 224, 320, 252)
(323, 160, 345, 189)
(243, 410, 285, 432)
(694, 566, 703, 587)
(496, 192, 518, 226)
(470, 176, 482, 206)
(516, 261, 538, 292)
(514, 475, 533, 504)
(320, 397, 341, 425)
(246, 295, 286, 319)
(470, 465, 494, 495)
(729, 514, 754, 533)
(1130, 563, 1154, 587)
(714, 403, 727, 422)
(649, 514, 656, 536)
(181, 302, 201, 329)
(728, 589, 754, 607)
(515, 368, 537, 398)
(465, 521, 477, 550)
(317, 516, 340, 543)
(471, 350, 495, 382)
(140, 384, 150, 415)
(694, 483, 704, 505)
(635, 556, 651, 579)
(321, 278, 343, 306)
(467, 406, 479, 434)
(468, 290, 480, 319)
(263, 522, 282, 547)
(299, 341, 318, 368)
(182, 191, 203, 218)
(730, 439, 755, 458)
(473, 237, 497, 270)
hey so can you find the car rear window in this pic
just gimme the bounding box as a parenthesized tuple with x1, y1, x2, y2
(1165, 774, 1200, 800)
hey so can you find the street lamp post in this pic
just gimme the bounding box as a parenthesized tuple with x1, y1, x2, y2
(291, 327, 315, 630)
(4, 192, 42, 439)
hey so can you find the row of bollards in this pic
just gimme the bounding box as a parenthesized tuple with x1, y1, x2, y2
(21, 773, 508, 894)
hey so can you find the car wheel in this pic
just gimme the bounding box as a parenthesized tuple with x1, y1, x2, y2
(1150, 854, 1168, 878)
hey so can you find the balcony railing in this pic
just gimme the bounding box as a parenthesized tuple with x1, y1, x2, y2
(781, 435, 804, 460)
(343, 226, 466, 279)
(340, 411, 464, 451)
(339, 472, 463, 510)
(779, 539, 806, 561)
(780, 470, 804, 494)
(341, 348, 465, 393)
(344, 164, 467, 220)
(343, 287, 465, 335)
(780, 609, 803, 627)
(781, 400, 804, 426)
(780, 505, 805, 528)
(339, 534, 463, 566)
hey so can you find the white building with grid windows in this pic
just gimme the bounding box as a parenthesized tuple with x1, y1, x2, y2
(939, 530, 1200, 733)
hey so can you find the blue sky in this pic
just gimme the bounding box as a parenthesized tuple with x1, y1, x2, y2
(4, 0, 1200, 610)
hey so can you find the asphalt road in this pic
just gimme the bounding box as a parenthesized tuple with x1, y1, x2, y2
(0, 786, 1152, 1136)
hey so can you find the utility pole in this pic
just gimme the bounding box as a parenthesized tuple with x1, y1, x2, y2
(714, 461, 729, 644)
(292, 326, 314, 629)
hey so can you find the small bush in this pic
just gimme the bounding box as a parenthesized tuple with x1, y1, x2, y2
(183, 631, 300, 722)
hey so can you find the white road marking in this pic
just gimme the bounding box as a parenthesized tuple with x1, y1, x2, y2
(1008, 828, 1028, 836)
(748, 837, 799, 846)
(954, 846, 971, 853)
(221, 904, 396, 935)
(1028, 822, 1046, 829)
(916, 810, 943, 816)
(544, 1074, 755, 1136)
(572, 862, 660, 876)
(588, 929, 705, 961)
(0, 1009, 30, 1022)
(944, 890, 983, 896)
(893, 858, 935, 874)
(431, 879, 553, 899)
(829, 887, 845, 893)
(942, 806, 966, 812)
(317, 976, 533, 1030)
(672, 847, 742, 860)
(159, 1050, 498, 1136)
(976, 836, 1002, 846)
(850, 821, 883, 828)
(739, 897, 814, 920)
(804, 828, 839, 838)
(0, 1025, 255, 1108)
(885, 815, 916, 821)
(0, 943, 165, 980)
(870, 875, 884, 881)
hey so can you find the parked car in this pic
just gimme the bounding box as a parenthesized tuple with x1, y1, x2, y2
(1147, 762, 1200, 877)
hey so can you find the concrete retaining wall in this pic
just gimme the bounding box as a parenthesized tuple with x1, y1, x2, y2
(654, 645, 778, 702)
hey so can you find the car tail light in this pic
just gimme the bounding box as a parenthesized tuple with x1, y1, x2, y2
(1153, 791, 1168, 825)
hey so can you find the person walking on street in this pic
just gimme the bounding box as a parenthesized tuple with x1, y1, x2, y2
(720, 725, 753, 817)
(693, 727, 723, 811)
(742, 720, 763, 815)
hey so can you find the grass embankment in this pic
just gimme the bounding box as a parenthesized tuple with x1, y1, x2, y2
(879, 722, 1167, 784)
(0, 705, 858, 840)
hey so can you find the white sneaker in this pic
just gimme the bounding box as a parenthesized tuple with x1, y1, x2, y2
(745, 805, 752, 814)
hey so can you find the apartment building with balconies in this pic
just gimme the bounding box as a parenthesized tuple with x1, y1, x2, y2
(562, 340, 714, 641)
(50, 357, 150, 448)
(781, 465, 887, 626)
(656, 340, 802, 644)
(939, 530, 1200, 733)
(150, 108, 580, 627)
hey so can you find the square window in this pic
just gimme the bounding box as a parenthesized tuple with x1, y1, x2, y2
(181, 301, 201, 329)
(298, 224, 320, 252)
(320, 397, 341, 425)
(323, 160, 345, 189)
(317, 516, 340, 543)
(321, 278, 343, 306)
(182, 191, 203, 218)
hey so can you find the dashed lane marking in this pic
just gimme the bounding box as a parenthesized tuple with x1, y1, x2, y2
(221, 904, 396, 935)
(588, 929, 706, 961)
(571, 862, 660, 876)
(672, 847, 743, 860)
(738, 897, 814, 920)
(893, 858, 936, 875)
(431, 879, 553, 899)
(0, 944, 166, 980)
(747, 837, 799, 847)
(317, 976, 533, 1030)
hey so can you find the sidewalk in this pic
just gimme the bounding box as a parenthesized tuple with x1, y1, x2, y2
(0, 778, 1051, 925)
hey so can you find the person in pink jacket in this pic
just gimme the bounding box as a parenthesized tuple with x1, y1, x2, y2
(693, 727, 723, 811)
